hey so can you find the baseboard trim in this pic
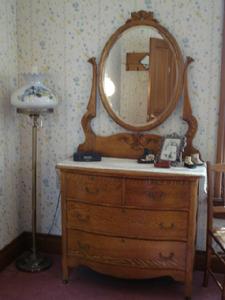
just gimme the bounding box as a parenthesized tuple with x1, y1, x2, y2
(0, 233, 26, 271)
(1, 232, 223, 274)
(24, 231, 61, 255)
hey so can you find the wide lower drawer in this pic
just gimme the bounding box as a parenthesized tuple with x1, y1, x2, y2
(64, 173, 122, 205)
(125, 178, 192, 209)
(67, 202, 188, 240)
(67, 230, 186, 271)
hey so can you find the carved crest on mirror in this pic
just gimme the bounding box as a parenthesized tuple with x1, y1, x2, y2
(78, 11, 200, 159)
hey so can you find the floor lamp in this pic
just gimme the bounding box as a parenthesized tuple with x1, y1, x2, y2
(11, 74, 58, 272)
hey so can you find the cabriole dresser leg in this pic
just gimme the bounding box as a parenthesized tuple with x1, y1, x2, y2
(62, 260, 69, 284)
(184, 281, 192, 300)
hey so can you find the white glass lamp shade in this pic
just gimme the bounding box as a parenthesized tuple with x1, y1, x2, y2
(11, 81, 58, 110)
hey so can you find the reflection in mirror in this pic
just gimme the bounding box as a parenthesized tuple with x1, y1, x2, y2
(103, 26, 176, 126)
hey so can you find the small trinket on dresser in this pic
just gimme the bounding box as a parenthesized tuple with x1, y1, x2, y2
(184, 156, 196, 168)
(154, 160, 171, 168)
(191, 153, 204, 166)
(137, 148, 155, 164)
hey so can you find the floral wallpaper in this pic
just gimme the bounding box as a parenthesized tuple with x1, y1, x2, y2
(0, 0, 21, 250)
(14, 0, 223, 250)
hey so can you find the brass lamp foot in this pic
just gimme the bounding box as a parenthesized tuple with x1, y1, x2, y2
(16, 251, 52, 272)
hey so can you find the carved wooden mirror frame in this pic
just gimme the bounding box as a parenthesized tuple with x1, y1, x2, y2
(99, 11, 183, 131)
(78, 11, 200, 159)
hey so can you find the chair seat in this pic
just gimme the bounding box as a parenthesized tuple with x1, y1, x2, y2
(213, 227, 225, 248)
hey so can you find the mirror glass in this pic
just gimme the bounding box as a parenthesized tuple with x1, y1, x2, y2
(103, 26, 177, 126)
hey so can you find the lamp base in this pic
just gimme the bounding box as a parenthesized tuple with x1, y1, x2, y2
(16, 251, 52, 272)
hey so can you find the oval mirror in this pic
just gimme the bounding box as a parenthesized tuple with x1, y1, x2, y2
(99, 13, 184, 131)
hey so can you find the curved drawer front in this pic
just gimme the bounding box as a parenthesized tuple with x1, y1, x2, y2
(125, 178, 191, 209)
(67, 202, 188, 240)
(67, 230, 186, 271)
(65, 173, 122, 205)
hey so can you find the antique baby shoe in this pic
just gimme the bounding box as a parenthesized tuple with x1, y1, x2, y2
(184, 156, 196, 168)
(191, 153, 204, 166)
(138, 148, 155, 164)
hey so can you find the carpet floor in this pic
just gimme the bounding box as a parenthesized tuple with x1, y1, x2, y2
(0, 255, 222, 300)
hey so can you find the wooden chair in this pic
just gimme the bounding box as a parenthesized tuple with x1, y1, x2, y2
(203, 162, 225, 299)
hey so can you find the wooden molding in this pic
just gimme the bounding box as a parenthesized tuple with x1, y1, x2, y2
(0, 232, 61, 272)
(0, 233, 26, 271)
(182, 56, 200, 158)
(24, 232, 61, 255)
(78, 57, 97, 153)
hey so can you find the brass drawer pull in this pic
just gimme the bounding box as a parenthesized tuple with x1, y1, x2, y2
(75, 212, 90, 223)
(159, 252, 174, 261)
(159, 222, 175, 230)
(85, 186, 99, 195)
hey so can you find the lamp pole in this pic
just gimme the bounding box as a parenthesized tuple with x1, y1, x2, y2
(15, 109, 52, 272)
(31, 114, 38, 260)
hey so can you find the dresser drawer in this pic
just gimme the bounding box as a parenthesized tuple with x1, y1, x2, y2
(67, 202, 188, 240)
(67, 230, 186, 271)
(64, 173, 122, 205)
(125, 178, 190, 209)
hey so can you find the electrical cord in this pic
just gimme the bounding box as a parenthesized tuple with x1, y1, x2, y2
(48, 191, 61, 235)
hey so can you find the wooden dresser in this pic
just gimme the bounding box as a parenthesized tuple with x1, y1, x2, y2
(57, 158, 205, 299)
(58, 10, 206, 299)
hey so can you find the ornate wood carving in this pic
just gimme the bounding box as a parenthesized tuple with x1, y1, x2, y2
(73, 250, 179, 269)
(73, 245, 179, 269)
(182, 56, 200, 157)
(126, 10, 158, 24)
(80, 131, 162, 159)
(78, 11, 200, 160)
(78, 57, 97, 152)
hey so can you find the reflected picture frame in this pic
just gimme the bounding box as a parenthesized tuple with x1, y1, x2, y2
(160, 133, 186, 162)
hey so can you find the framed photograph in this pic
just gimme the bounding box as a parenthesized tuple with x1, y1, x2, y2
(160, 133, 186, 162)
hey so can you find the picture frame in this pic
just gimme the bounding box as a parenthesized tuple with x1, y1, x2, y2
(159, 133, 186, 162)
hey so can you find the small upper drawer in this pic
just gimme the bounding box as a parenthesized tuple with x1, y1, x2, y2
(64, 173, 122, 205)
(125, 178, 190, 209)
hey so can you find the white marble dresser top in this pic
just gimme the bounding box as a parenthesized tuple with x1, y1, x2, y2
(57, 157, 206, 178)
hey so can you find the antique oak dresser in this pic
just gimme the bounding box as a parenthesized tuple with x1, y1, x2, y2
(57, 159, 205, 299)
(57, 10, 205, 299)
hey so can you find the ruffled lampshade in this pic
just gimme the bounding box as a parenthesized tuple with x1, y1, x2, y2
(11, 69, 58, 111)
